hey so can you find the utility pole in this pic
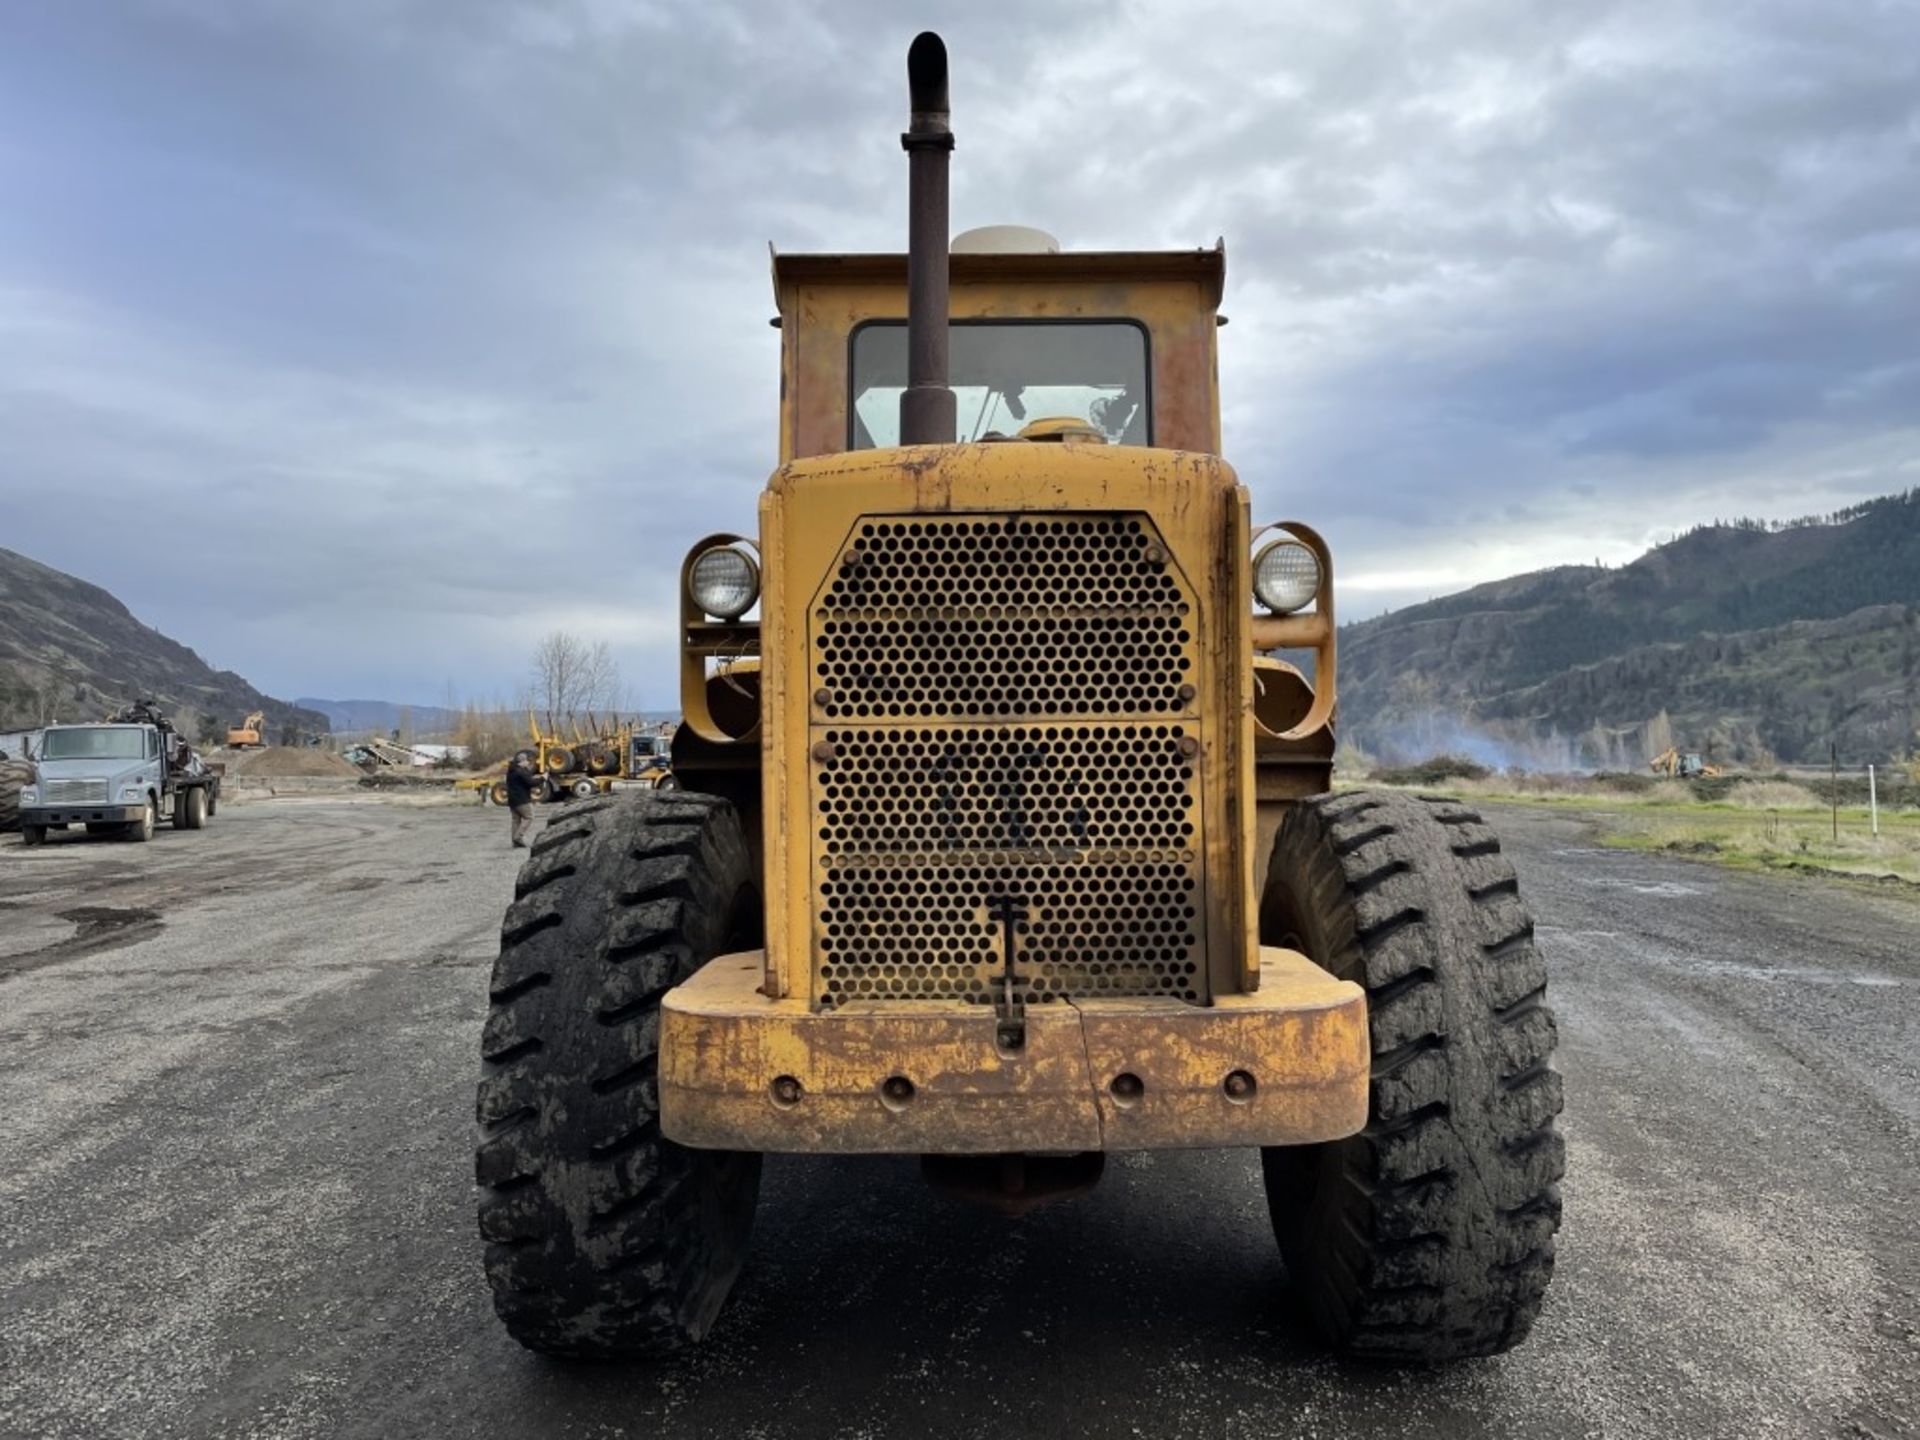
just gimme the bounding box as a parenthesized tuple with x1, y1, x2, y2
(1830, 741, 1839, 845)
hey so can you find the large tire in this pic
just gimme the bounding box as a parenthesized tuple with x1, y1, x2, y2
(21, 823, 46, 847)
(0, 758, 31, 833)
(488, 782, 511, 807)
(1257, 791, 1564, 1362)
(544, 746, 577, 777)
(124, 800, 156, 844)
(173, 786, 205, 831)
(476, 790, 763, 1359)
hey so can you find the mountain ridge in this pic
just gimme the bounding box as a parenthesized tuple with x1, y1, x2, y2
(0, 545, 326, 743)
(1338, 491, 1920, 767)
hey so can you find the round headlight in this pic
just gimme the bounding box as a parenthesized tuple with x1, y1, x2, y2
(689, 545, 760, 619)
(1253, 539, 1320, 614)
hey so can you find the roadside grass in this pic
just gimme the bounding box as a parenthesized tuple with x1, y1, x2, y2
(1595, 805, 1920, 887)
(1348, 770, 1920, 889)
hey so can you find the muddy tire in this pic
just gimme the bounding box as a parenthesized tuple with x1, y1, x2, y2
(568, 776, 598, 800)
(0, 758, 30, 833)
(21, 823, 46, 847)
(652, 774, 679, 793)
(476, 790, 763, 1359)
(1257, 790, 1564, 1363)
(124, 800, 156, 844)
(544, 746, 576, 777)
(173, 786, 205, 831)
(488, 782, 510, 807)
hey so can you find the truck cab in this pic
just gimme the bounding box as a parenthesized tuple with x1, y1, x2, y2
(19, 709, 217, 845)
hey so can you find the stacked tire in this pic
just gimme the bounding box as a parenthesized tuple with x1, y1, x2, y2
(0, 757, 33, 834)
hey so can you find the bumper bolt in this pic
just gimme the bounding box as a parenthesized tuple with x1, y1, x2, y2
(770, 1075, 804, 1108)
(1109, 1072, 1144, 1105)
(811, 741, 838, 763)
(880, 1075, 916, 1109)
(1224, 1069, 1257, 1102)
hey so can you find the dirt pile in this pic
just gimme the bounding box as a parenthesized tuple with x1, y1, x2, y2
(226, 747, 362, 779)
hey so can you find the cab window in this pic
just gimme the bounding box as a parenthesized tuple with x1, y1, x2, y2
(850, 320, 1150, 449)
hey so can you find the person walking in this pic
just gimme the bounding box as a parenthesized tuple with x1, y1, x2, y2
(506, 752, 539, 849)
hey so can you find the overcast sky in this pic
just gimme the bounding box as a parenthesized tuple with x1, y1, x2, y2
(2, 0, 1916, 708)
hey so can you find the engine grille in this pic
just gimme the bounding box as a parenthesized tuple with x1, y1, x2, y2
(815, 516, 1192, 719)
(44, 779, 109, 806)
(808, 513, 1207, 1009)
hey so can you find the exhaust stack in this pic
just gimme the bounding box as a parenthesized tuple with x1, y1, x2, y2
(899, 31, 956, 446)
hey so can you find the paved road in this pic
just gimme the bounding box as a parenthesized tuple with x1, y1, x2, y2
(1, 797, 1915, 1439)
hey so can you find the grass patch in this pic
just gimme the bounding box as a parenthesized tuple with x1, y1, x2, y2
(1347, 769, 1920, 889)
(1595, 807, 1920, 888)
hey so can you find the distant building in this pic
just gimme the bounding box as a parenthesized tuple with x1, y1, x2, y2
(407, 743, 469, 766)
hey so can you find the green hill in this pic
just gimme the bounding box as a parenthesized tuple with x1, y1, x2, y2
(1338, 491, 1920, 768)
(0, 546, 326, 745)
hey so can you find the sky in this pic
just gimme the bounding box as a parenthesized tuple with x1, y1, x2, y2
(2, 0, 1916, 709)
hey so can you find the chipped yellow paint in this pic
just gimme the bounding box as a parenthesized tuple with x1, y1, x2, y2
(660, 947, 1368, 1153)
(664, 244, 1352, 1155)
(757, 441, 1254, 1004)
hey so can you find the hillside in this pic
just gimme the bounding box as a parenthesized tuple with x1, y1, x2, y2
(1339, 491, 1920, 767)
(0, 546, 326, 744)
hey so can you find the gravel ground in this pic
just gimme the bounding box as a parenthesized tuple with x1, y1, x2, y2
(1, 796, 1915, 1439)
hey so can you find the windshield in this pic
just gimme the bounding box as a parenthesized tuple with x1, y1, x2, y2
(851, 320, 1150, 449)
(41, 728, 146, 761)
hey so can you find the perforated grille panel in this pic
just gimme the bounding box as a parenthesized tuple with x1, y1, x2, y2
(815, 516, 1193, 720)
(808, 513, 1208, 1009)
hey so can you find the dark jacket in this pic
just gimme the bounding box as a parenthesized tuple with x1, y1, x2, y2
(505, 763, 537, 807)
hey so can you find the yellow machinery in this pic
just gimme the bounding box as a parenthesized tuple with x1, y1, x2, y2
(475, 34, 1562, 1367)
(1650, 746, 1723, 779)
(459, 713, 675, 805)
(226, 711, 265, 748)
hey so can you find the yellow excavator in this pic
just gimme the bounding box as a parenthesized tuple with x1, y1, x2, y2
(226, 711, 266, 748)
(1649, 746, 1722, 779)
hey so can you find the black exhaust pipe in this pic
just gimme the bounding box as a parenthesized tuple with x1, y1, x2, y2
(899, 31, 955, 446)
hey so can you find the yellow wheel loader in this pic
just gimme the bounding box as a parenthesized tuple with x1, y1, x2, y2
(476, 34, 1562, 1365)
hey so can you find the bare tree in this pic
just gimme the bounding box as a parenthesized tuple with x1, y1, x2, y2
(584, 641, 621, 716)
(531, 632, 621, 727)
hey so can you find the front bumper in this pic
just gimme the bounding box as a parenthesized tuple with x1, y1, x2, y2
(660, 947, 1369, 1154)
(21, 805, 145, 827)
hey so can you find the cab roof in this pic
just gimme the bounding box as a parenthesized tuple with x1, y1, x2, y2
(769, 246, 1226, 308)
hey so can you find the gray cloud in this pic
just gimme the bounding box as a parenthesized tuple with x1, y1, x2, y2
(1, 0, 1916, 702)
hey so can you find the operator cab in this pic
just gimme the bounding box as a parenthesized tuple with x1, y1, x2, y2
(772, 233, 1225, 462)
